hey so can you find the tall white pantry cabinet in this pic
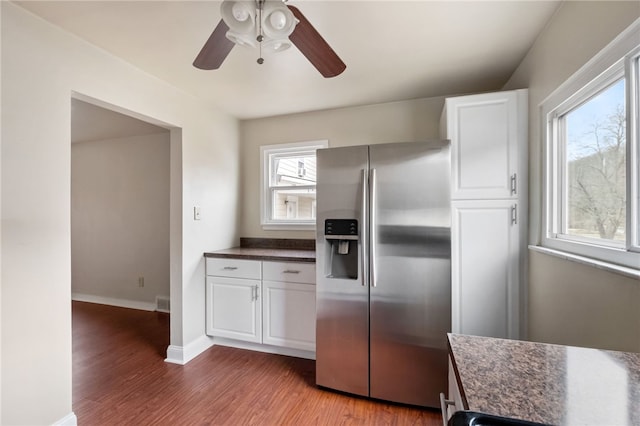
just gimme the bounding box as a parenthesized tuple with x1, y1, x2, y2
(440, 89, 528, 340)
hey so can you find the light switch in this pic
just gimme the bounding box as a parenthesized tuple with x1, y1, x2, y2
(194, 206, 201, 221)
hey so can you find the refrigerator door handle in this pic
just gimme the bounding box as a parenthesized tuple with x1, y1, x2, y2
(361, 168, 368, 286)
(370, 168, 377, 288)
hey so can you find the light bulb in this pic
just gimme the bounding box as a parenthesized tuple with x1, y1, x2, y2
(269, 10, 286, 30)
(232, 2, 250, 21)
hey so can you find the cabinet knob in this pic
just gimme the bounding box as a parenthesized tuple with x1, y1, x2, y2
(223, 266, 238, 271)
(283, 270, 300, 274)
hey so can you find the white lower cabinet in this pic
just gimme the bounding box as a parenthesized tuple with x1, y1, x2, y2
(263, 281, 316, 351)
(451, 200, 520, 339)
(205, 257, 316, 353)
(206, 276, 261, 343)
(441, 359, 465, 425)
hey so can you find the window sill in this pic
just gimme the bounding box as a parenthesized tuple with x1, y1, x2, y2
(529, 245, 640, 279)
(261, 223, 316, 231)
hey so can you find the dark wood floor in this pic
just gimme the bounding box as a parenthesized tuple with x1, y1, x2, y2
(72, 301, 442, 425)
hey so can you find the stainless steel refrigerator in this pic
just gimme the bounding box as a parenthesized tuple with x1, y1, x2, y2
(315, 140, 451, 408)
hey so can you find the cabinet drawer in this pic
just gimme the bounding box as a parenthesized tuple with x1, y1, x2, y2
(262, 261, 315, 284)
(206, 258, 261, 279)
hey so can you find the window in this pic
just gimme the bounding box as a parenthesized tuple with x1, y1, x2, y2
(260, 140, 328, 229)
(541, 22, 639, 270)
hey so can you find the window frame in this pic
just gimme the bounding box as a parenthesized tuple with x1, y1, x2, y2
(540, 21, 640, 271)
(627, 45, 640, 253)
(260, 140, 328, 230)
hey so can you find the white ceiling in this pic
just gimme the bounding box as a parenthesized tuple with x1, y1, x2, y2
(16, 1, 561, 120)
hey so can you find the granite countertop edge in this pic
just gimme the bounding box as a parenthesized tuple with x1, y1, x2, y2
(204, 248, 316, 263)
(447, 333, 640, 426)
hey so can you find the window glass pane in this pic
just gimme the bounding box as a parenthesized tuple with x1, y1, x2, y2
(564, 78, 626, 242)
(271, 189, 316, 220)
(270, 153, 317, 187)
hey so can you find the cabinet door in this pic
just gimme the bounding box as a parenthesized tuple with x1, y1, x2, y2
(262, 280, 316, 351)
(451, 200, 520, 339)
(444, 358, 465, 422)
(445, 90, 524, 200)
(206, 276, 261, 343)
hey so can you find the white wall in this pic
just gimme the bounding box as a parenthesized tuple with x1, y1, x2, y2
(0, 2, 3, 421)
(71, 132, 170, 308)
(503, 1, 640, 351)
(240, 97, 445, 238)
(1, 3, 240, 424)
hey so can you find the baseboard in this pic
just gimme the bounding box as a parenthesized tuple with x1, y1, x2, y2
(164, 334, 214, 365)
(52, 412, 77, 426)
(72, 292, 156, 312)
(164, 335, 317, 365)
(212, 337, 316, 360)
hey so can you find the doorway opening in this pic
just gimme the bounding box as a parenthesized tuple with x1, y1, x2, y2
(69, 92, 182, 362)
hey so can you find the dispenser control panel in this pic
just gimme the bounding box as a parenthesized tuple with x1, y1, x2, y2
(324, 219, 358, 237)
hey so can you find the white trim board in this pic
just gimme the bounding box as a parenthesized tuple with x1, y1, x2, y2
(52, 412, 77, 426)
(212, 337, 316, 360)
(164, 335, 316, 365)
(165, 334, 214, 365)
(529, 245, 640, 279)
(72, 292, 156, 311)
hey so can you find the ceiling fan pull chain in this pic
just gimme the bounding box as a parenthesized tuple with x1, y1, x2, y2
(257, 0, 264, 64)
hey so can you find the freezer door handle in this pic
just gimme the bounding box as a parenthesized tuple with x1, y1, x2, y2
(370, 168, 377, 288)
(361, 168, 368, 286)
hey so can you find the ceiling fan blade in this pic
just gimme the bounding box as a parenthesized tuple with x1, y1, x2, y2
(287, 5, 346, 78)
(193, 20, 234, 70)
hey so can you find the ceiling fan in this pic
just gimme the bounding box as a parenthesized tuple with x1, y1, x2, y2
(193, 0, 346, 78)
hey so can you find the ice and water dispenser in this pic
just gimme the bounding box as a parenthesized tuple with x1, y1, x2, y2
(323, 219, 359, 279)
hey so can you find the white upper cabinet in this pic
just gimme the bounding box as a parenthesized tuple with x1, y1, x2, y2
(441, 90, 527, 200)
(442, 89, 528, 341)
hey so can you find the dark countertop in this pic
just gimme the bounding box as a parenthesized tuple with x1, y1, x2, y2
(204, 247, 316, 263)
(448, 333, 640, 426)
(204, 237, 316, 263)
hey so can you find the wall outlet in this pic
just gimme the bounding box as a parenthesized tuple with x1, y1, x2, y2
(138, 276, 144, 288)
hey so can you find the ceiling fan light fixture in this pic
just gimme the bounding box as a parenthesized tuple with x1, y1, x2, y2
(262, 38, 292, 53)
(193, 1, 346, 77)
(270, 11, 286, 29)
(261, 2, 298, 40)
(232, 2, 251, 21)
(226, 30, 257, 48)
(220, 1, 255, 34)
